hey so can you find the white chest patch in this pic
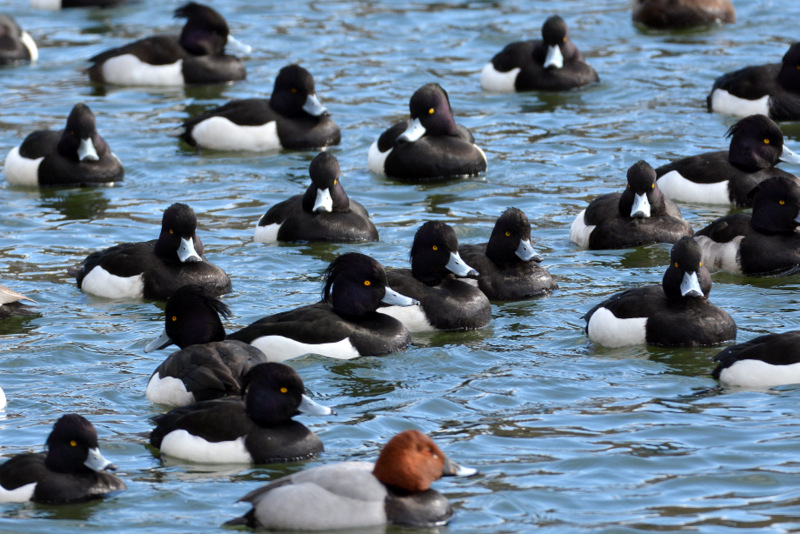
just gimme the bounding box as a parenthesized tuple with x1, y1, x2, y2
(694, 235, 743, 274)
(159, 430, 251, 464)
(367, 141, 389, 175)
(4, 146, 43, 186)
(710, 89, 770, 118)
(101, 55, 184, 86)
(480, 63, 520, 93)
(254, 222, 281, 244)
(377, 304, 434, 333)
(80, 266, 145, 299)
(146, 374, 195, 407)
(190, 117, 280, 151)
(0, 482, 36, 503)
(569, 209, 595, 248)
(657, 170, 731, 205)
(587, 307, 648, 348)
(718, 359, 800, 388)
(248, 335, 360, 362)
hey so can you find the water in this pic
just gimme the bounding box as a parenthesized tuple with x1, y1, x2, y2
(2, 0, 800, 532)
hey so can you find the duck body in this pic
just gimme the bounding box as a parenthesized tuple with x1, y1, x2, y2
(254, 152, 377, 243)
(481, 15, 598, 92)
(0, 415, 125, 504)
(368, 84, 486, 182)
(571, 160, 693, 249)
(655, 115, 800, 206)
(0, 15, 38, 64)
(712, 331, 800, 387)
(182, 65, 339, 151)
(632, 0, 735, 29)
(75, 203, 231, 300)
(87, 3, 247, 86)
(226, 429, 476, 531)
(4, 103, 123, 187)
(708, 43, 800, 121)
(585, 237, 736, 348)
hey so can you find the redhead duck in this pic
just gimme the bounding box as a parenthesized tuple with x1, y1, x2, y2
(712, 331, 800, 388)
(254, 152, 378, 243)
(226, 429, 476, 530)
(459, 208, 558, 300)
(0, 15, 37, 64)
(74, 203, 231, 300)
(633, 0, 735, 29)
(655, 114, 800, 206)
(143, 285, 268, 407)
(571, 160, 693, 249)
(584, 237, 736, 348)
(368, 83, 487, 182)
(182, 64, 340, 151)
(4, 103, 123, 187)
(149, 362, 333, 464)
(228, 253, 414, 361)
(0, 414, 125, 504)
(481, 15, 598, 92)
(0, 284, 36, 318)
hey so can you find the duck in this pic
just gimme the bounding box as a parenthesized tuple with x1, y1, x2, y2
(181, 64, 340, 151)
(4, 102, 123, 187)
(378, 221, 491, 332)
(0, 284, 36, 318)
(480, 15, 599, 92)
(86, 2, 248, 86)
(708, 43, 800, 121)
(149, 362, 333, 464)
(459, 207, 558, 300)
(31, 0, 128, 8)
(227, 253, 414, 361)
(584, 236, 736, 348)
(655, 114, 800, 206)
(694, 176, 800, 275)
(0, 15, 38, 64)
(712, 331, 800, 388)
(571, 160, 694, 249)
(367, 83, 487, 182)
(632, 0, 735, 29)
(143, 285, 269, 407)
(254, 152, 378, 244)
(225, 429, 476, 530)
(0, 386, 5, 410)
(74, 202, 231, 300)
(0, 414, 125, 504)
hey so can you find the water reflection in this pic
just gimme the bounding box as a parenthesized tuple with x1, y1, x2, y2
(38, 187, 111, 220)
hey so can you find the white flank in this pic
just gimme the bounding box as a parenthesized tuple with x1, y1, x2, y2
(159, 430, 251, 464)
(4, 146, 42, 186)
(80, 266, 145, 299)
(30, 0, 61, 9)
(694, 235, 743, 274)
(569, 209, 594, 248)
(587, 307, 647, 348)
(190, 117, 280, 151)
(146, 374, 195, 407)
(480, 63, 519, 93)
(0, 482, 36, 503)
(254, 222, 281, 244)
(101, 55, 184, 86)
(0, 386, 5, 410)
(367, 141, 389, 175)
(377, 303, 434, 333)
(718, 359, 800, 388)
(21, 31, 38, 63)
(248, 335, 360, 361)
(709, 89, 770, 118)
(657, 170, 731, 205)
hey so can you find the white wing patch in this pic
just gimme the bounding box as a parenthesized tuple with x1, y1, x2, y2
(80, 266, 144, 299)
(480, 63, 520, 93)
(248, 335, 360, 362)
(709, 89, 770, 118)
(587, 307, 647, 348)
(569, 209, 595, 248)
(657, 170, 731, 205)
(190, 117, 280, 151)
(101, 55, 184, 86)
(159, 430, 251, 464)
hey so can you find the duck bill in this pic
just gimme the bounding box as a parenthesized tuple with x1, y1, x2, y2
(516, 239, 542, 262)
(398, 118, 426, 143)
(680, 271, 703, 298)
(225, 34, 252, 54)
(382, 286, 418, 307)
(313, 187, 333, 213)
(544, 44, 564, 69)
(78, 137, 100, 162)
(298, 394, 336, 416)
(303, 93, 329, 117)
(630, 193, 651, 218)
(446, 251, 479, 278)
(144, 329, 173, 353)
(780, 144, 800, 165)
(177, 237, 202, 263)
(442, 455, 478, 477)
(84, 447, 115, 472)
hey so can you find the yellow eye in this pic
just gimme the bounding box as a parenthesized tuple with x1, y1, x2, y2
(291, 88, 297, 93)
(651, 183, 655, 189)
(562, 37, 566, 42)
(780, 199, 786, 205)
(428, 108, 434, 115)
(363, 280, 371, 286)
(796, 65, 800, 70)
(171, 315, 177, 322)
(674, 262, 679, 268)
(432, 245, 438, 251)
(333, 179, 338, 185)
(699, 261, 703, 267)
(70, 440, 77, 447)
(764, 138, 770, 144)
(169, 229, 174, 235)
(505, 231, 511, 237)
(280, 387, 288, 393)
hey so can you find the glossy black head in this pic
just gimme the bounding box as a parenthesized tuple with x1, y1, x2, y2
(58, 103, 106, 162)
(749, 176, 800, 234)
(322, 252, 389, 317)
(270, 64, 323, 118)
(619, 160, 661, 218)
(411, 221, 470, 285)
(486, 207, 540, 266)
(176, 2, 230, 56)
(302, 152, 349, 213)
(777, 42, 800, 91)
(726, 114, 785, 171)
(541, 15, 568, 46)
(154, 203, 204, 261)
(662, 236, 711, 299)
(163, 284, 230, 348)
(407, 83, 459, 137)
(45, 414, 102, 474)
(241, 362, 305, 425)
